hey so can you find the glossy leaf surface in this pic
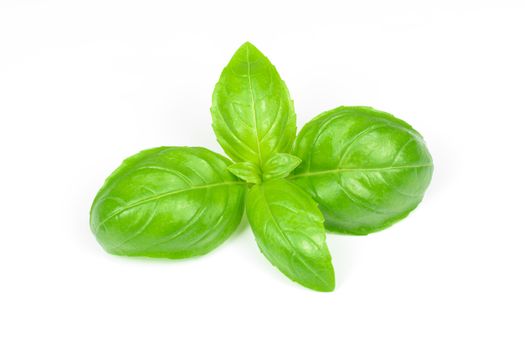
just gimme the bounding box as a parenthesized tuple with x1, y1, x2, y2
(211, 42, 296, 167)
(228, 161, 262, 184)
(90, 147, 246, 258)
(262, 153, 302, 181)
(246, 179, 335, 292)
(292, 106, 433, 235)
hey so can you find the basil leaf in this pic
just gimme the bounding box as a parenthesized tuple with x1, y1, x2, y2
(246, 179, 335, 292)
(211, 42, 296, 167)
(90, 147, 246, 258)
(291, 106, 433, 235)
(262, 153, 302, 181)
(228, 162, 261, 184)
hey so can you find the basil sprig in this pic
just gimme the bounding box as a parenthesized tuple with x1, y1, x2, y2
(90, 42, 433, 291)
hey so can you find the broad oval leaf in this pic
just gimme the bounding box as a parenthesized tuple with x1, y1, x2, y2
(291, 106, 433, 235)
(211, 42, 296, 167)
(246, 179, 335, 292)
(90, 147, 246, 258)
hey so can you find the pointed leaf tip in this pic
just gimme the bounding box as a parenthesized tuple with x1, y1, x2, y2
(234, 41, 264, 59)
(240, 41, 256, 50)
(315, 267, 336, 292)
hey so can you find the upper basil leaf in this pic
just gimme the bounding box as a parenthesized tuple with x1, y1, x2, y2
(90, 147, 246, 258)
(262, 153, 302, 181)
(246, 178, 335, 292)
(291, 106, 433, 235)
(211, 42, 296, 167)
(228, 161, 261, 184)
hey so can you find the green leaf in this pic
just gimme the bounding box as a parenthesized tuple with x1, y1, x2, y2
(211, 42, 296, 167)
(246, 179, 335, 292)
(262, 153, 302, 181)
(228, 162, 261, 184)
(291, 106, 433, 235)
(90, 147, 246, 258)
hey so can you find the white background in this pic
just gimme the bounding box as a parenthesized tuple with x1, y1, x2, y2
(1, 1, 524, 349)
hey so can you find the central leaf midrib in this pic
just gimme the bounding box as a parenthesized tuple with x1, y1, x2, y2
(246, 46, 263, 167)
(97, 181, 244, 230)
(289, 164, 432, 179)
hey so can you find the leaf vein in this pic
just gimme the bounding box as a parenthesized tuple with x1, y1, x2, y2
(290, 164, 432, 179)
(96, 181, 244, 231)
